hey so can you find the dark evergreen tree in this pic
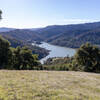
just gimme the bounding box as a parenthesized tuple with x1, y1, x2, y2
(0, 36, 12, 68)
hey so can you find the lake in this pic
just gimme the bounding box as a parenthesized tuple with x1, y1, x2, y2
(38, 42, 76, 64)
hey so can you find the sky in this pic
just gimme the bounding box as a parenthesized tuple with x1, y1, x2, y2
(0, 0, 100, 28)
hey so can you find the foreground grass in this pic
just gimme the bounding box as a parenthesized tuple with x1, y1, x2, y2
(0, 71, 100, 100)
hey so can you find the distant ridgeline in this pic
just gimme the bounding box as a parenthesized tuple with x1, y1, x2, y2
(34, 21, 100, 48)
(1, 22, 100, 48)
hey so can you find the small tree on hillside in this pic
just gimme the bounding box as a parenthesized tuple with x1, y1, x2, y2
(75, 43, 100, 72)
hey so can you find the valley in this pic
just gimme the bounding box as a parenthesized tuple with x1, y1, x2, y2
(1, 21, 100, 49)
(0, 1, 100, 100)
(1, 22, 100, 61)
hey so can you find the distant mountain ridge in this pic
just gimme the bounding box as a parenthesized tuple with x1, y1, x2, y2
(1, 21, 100, 48)
(0, 27, 16, 32)
(34, 22, 100, 48)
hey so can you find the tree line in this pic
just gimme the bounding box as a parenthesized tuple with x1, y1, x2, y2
(0, 36, 41, 70)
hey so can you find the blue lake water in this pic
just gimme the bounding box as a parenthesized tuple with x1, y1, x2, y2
(38, 42, 76, 63)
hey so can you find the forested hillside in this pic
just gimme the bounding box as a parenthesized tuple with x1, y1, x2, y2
(34, 22, 100, 48)
(1, 22, 100, 48)
(0, 29, 49, 59)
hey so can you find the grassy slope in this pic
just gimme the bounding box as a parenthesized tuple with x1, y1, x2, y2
(0, 71, 100, 100)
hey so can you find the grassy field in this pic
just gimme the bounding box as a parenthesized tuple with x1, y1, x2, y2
(0, 71, 100, 100)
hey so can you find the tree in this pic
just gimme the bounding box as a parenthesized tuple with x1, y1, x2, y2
(20, 47, 38, 70)
(12, 46, 22, 69)
(75, 43, 100, 72)
(0, 36, 12, 68)
(12, 46, 39, 70)
(0, 10, 2, 20)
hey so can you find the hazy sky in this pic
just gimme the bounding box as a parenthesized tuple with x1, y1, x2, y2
(0, 0, 100, 28)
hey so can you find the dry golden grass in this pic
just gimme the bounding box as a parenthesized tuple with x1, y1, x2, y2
(0, 70, 100, 100)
